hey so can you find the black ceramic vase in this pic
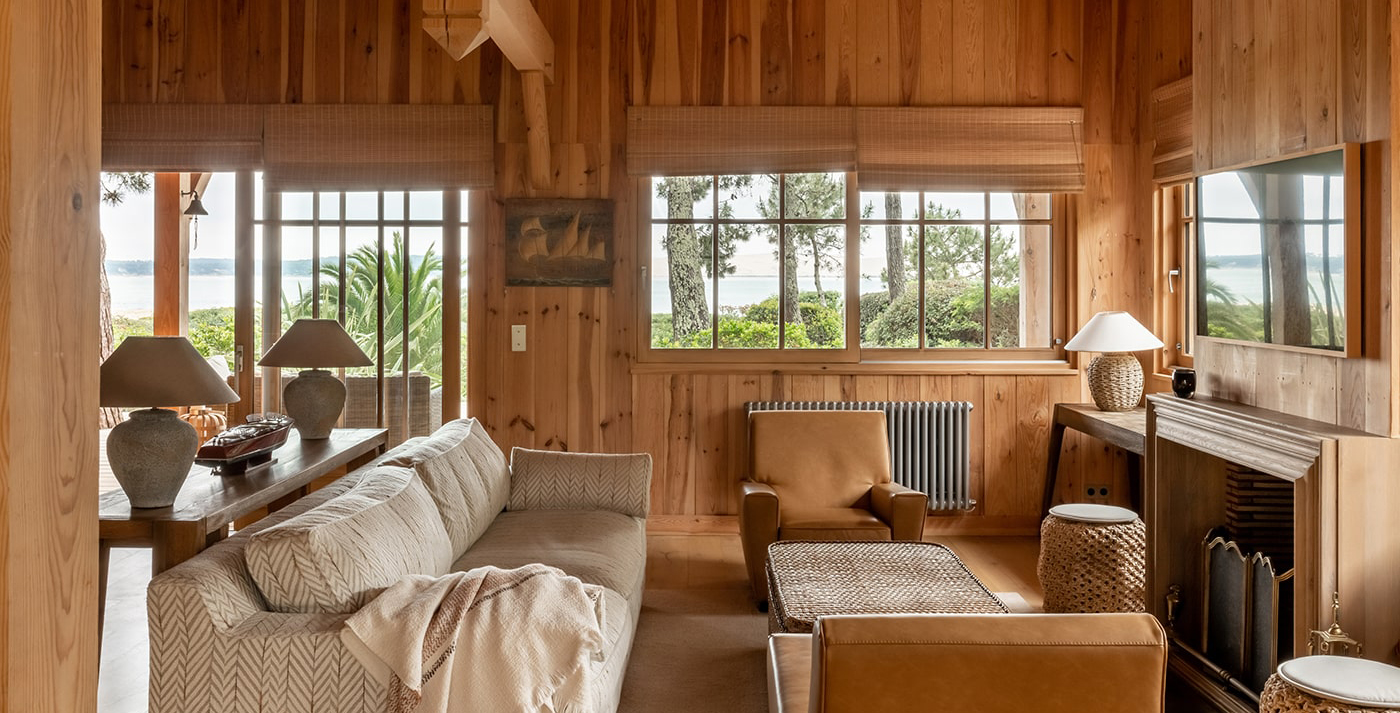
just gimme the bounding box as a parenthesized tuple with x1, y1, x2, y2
(1171, 367, 1196, 399)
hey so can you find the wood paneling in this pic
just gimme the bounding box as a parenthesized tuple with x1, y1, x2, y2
(1192, 0, 1394, 435)
(3, 1, 103, 710)
(101, 0, 1182, 533)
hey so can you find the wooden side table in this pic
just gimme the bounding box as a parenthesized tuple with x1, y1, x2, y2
(1042, 403, 1147, 518)
(97, 427, 388, 630)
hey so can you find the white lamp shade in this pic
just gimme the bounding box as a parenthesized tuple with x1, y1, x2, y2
(1064, 311, 1164, 353)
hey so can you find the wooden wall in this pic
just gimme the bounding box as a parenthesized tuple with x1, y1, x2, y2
(1191, 0, 1394, 435)
(102, 0, 1179, 533)
(3, 1, 103, 711)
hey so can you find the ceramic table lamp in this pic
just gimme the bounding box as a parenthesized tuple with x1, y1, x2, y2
(258, 319, 373, 440)
(101, 336, 241, 508)
(1064, 311, 1164, 412)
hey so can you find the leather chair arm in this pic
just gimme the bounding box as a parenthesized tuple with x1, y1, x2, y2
(739, 481, 781, 601)
(870, 481, 928, 541)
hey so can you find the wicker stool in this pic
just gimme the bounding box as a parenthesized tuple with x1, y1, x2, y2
(1037, 503, 1145, 613)
(1259, 656, 1400, 713)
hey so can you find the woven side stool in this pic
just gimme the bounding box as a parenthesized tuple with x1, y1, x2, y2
(1037, 503, 1145, 613)
(1259, 656, 1400, 713)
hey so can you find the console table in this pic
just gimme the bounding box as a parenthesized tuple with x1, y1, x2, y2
(1042, 403, 1147, 517)
(98, 427, 387, 626)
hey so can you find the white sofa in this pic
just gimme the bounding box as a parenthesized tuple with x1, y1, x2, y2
(146, 418, 652, 713)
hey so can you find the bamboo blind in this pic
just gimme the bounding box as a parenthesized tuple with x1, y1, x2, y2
(855, 107, 1086, 192)
(262, 105, 494, 191)
(1151, 77, 1193, 183)
(102, 104, 265, 171)
(626, 106, 856, 176)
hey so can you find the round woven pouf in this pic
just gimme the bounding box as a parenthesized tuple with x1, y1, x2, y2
(1259, 656, 1400, 713)
(1037, 503, 1145, 613)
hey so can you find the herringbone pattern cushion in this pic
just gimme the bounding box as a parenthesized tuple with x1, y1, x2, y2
(245, 465, 454, 614)
(508, 448, 652, 518)
(383, 417, 510, 553)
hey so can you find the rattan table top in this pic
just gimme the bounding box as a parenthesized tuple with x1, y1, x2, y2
(766, 540, 1009, 634)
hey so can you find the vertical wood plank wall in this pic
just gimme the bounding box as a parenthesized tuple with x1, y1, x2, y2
(102, 0, 1192, 533)
(1191, 0, 1394, 435)
(2, 1, 103, 711)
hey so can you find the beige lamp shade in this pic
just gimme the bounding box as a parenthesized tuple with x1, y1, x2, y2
(1064, 311, 1164, 353)
(100, 336, 240, 408)
(259, 318, 373, 368)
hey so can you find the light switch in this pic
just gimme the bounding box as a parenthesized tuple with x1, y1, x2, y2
(511, 324, 527, 352)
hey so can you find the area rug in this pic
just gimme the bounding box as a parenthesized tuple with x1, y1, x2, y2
(617, 589, 769, 713)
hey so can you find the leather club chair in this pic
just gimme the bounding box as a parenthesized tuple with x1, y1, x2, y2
(739, 410, 928, 604)
(767, 613, 1168, 713)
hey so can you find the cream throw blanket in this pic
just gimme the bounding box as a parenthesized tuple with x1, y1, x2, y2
(341, 564, 607, 713)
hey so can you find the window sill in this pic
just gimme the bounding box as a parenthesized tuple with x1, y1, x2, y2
(630, 360, 1077, 376)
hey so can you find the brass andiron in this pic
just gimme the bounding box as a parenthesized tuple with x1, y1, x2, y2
(1308, 592, 1362, 656)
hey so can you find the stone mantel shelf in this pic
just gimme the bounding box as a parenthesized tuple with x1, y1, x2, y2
(1147, 394, 1372, 481)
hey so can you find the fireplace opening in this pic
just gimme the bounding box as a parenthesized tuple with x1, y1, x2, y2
(1201, 465, 1296, 695)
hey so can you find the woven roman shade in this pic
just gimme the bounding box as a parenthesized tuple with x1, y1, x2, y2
(626, 106, 856, 176)
(1151, 77, 1193, 183)
(103, 104, 265, 171)
(856, 107, 1085, 192)
(263, 105, 494, 191)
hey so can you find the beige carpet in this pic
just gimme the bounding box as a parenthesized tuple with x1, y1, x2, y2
(618, 589, 770, 713)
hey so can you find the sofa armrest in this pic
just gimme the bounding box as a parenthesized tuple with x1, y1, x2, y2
(807, 614, 1167, 713)
(148, 547, 384, 712)
(869, 482, 928, 541)
(739, 481, 780, 601)
(507, 447, 653, 518)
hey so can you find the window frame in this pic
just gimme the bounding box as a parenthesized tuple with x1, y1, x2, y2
(637, 174, 1069, 365)
(1154, 181, 1195, 376)
(254, 183, 467, 435)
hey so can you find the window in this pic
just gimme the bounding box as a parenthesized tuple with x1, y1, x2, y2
(256, 179, 467, 446)
(1156, 182, 1194, 371)
(858, 191, 1053, 352)
(642, 176, 1063, 362)
(648, 173, 848, 352)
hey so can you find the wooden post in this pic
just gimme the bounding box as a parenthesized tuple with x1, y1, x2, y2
(442, 191, 463, 423)
(521, 71, 552, 190)
(232, 171, 256, 423)
(0, 0, 103, 711)
(153, 172, 189, 336)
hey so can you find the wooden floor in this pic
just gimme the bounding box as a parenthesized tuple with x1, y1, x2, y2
(98, 531, 1043, 712)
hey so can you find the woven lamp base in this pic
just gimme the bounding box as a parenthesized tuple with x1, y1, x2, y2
(1086, 352, 1144, 411)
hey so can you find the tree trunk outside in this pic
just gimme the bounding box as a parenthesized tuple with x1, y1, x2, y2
(99, 233, 123, 428)
(663, 178, 711, 339)
(782, 229, 801, 323)
(885, 193, 907, 301)
(808, 234, 824, 298)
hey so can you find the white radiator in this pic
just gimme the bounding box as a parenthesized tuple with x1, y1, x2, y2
(746, 401, 975, 511)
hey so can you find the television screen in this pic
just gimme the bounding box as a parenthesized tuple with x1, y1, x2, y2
(1196, 147, 1352, 352)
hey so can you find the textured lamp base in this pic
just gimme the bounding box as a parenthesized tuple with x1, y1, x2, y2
(107, 408, 199, 508)
(1086, 352, 1144, 411)
(282, 369, 346, 439)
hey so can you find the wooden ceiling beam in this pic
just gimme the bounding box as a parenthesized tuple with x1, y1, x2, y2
(423, 0, 556, 188)
(422, 0, 554, 82)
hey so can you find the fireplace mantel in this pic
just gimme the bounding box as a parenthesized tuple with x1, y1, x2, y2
(1145, 394, 1400, 712)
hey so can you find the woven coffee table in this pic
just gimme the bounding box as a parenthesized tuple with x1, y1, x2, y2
(765, 540, 1009, 634)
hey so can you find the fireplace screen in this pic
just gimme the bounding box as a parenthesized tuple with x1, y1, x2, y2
(1201, 465, 1296, 694)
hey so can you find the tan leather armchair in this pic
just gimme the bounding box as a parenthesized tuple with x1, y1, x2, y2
(740, 410, 928, 602)
(768, 613, 1168, 713)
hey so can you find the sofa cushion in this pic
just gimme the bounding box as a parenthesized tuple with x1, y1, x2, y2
(383, 418, 509, 553)
(245, 465, 454, 614)
(508, 448, 652, 518)
(450, 510, 646, 597)
(779, 507, 892, 541)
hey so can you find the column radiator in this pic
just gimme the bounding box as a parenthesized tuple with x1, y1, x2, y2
(746, 401, 975, 511)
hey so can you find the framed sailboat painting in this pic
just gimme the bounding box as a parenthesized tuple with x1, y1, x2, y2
(504, 198, 614, 286)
